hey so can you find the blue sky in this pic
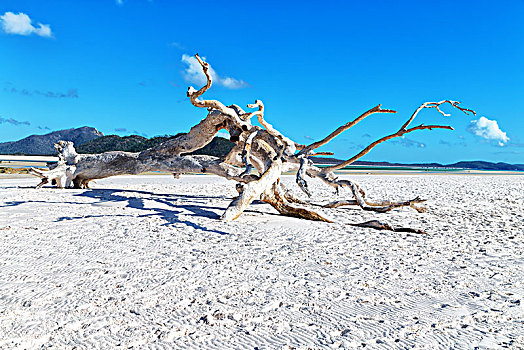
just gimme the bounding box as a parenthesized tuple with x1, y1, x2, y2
(0, 0, 522, 163)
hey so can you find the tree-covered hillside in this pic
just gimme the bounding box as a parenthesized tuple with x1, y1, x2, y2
(77, 133, 235, 158)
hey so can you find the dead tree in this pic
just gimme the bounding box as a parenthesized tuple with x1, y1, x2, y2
(30, 54, 475, 232)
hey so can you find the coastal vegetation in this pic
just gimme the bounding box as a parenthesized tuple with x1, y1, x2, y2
(76, 134, 235, 158)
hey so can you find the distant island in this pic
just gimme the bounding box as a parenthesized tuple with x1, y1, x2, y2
(0, 127, 522, 171)
(0, 126, 234, 158)
(311, 157, 524, 171)
(0, 126, 103, 155)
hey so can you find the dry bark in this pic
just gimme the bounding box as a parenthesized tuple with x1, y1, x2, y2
(31, 54, 475, 232)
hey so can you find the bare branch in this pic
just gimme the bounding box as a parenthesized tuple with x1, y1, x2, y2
(349, 220, 427, 234)
(239, 130, 259, 177)
(246, 100, 297, 154)
(322, 199, 358, 208)
(325, 100, 475, 171)
(186, 54, 246, 124)
(324, 125, 452, 171)
(301, 166, 426, 213)
(222, 159, 283, 221)
(278, 183, 310, 205)
(192, 54, 212, 98)
(339, 178, 425, 212)
(296, 156, 312, 197)
(299, 105, 396, 155)
(262, 183, 426, 233)
(309, 152, 334, 156)
(261, 182, 333, 222)
(400, 100, 475, 130)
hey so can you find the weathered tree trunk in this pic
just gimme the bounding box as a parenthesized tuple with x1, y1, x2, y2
(32, 141, 259, 189)
(31, 54, 475, 232)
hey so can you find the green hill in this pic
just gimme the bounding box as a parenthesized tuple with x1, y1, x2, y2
(76, 133, 235, 158)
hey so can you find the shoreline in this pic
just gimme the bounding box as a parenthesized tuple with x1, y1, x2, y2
(2, 168, 524, 181)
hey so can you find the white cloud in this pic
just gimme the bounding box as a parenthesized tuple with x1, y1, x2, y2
(467, 116, 509, 146)
(181, 54, 214, 86)
(0, 12, 53, 37)
(168, 42, 184, 50)
(181, 54, 248, 89)
(220, 76, 247, 89)
(395, 136, 426, 148)
(115, 0, 153, 6)
(34, 23, 51, 37)
(216, 130, 230, 139)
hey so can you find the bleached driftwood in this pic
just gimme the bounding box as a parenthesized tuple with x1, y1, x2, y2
(31, 54, 475, 232)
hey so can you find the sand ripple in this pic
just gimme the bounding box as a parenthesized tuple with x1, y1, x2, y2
(0, 174, 523, 349)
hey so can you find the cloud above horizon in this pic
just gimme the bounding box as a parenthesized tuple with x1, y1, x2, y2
(4, 85, 78, 99)
(467, 116, 509, 146)
(181, 54, 248, 89)
(115, 0, 153, 7)
(439, 139, 467, 148)
(0, 116, 30, 126)
(0, 12, 52, 37)
(114, 128, 148, 137)
(0, 116, 50, 130)
(394, 136, 426, 148)
(168, 42, 185, 50)
(216, 130, 230, 139)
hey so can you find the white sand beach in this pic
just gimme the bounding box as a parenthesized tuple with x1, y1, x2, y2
(0, 174, 523, 349)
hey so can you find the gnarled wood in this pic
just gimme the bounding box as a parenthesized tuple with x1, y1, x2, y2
(30, 163, 75, 189)
(30, 54, 476, 233)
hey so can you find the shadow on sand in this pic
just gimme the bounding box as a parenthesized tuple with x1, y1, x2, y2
(2, 187, 274, 235)
(77, 188, 231, 234)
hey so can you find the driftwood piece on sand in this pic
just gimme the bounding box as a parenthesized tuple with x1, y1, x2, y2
(31, 54, 475, 232)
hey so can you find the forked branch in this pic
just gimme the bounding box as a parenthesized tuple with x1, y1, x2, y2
(325, 100, 475, 171)
(400, 100, 475, 130)
(186, 54, 247, 125)
(299, 104, 397, 155)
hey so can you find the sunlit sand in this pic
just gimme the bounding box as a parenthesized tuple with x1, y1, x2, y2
(1, 174, 522, 348)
